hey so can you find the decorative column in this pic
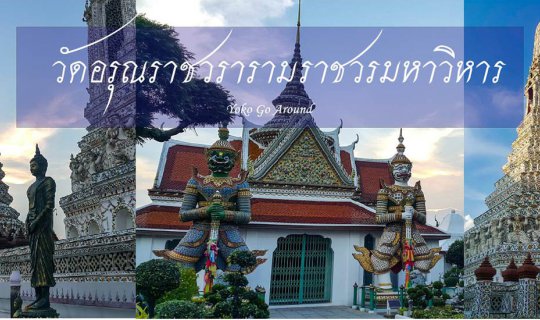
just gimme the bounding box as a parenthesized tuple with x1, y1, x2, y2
(501, 258, 519, 315)
(352, 282, 358, 309)
(360, 285, 366, 311)
(369, 285, 376, 313)
(516, 253, 539, 318)
(399, 285, 405, 307)
(471, 256, 496, 318)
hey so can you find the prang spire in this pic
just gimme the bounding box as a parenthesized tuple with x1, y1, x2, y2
(271, 0, 312, 111)
(296, 0, 301, 45)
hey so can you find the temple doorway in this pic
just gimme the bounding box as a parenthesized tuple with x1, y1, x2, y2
(269, 234, 333, 305)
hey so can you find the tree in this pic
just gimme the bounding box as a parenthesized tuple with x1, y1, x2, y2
(136, 259, 180, 318)
(446, 240, 464, 269)
(136, 16, 234, 143)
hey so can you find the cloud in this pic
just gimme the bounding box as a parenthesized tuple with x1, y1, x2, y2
(490, 88, 523, 115)
(464, 214, 475, 231)
(138, 0, 294, 27)
(18, 89, 87, 128)
(464, 130, 510, 158)
(0, 126, 57, 184)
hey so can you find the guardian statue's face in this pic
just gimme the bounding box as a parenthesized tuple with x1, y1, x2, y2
(392, 163, 411, 183)
(207, 149, 236, 175)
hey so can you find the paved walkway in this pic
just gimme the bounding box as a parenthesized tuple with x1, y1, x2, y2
(270, 306, 385, 319)
(0, 298, 133, 318)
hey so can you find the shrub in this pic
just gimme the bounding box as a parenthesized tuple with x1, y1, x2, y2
(157, 267, 199, 304)
(136, 259, 180, 317)
(136, 302, 149, 319)
(212, 301, 233, 318)
(432, 281, 444, 290)
(203, 250, 269, 318)
(155, 300, 205, 319)
(412, 305, 464, 319)
(444, 276, 459, 287)
(407, 285, 431, 309)
(433, 297, 445, 307)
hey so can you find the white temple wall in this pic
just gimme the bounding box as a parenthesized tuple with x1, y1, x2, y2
(425, 238, 445, 284)
(242, 227, 377, 307)
(136, 227, 447, 307)
(135, 233, 185, 266)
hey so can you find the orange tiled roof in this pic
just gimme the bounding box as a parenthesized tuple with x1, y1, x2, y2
(340, 150, 353, 175)
(356, 160, 393, 202)
(159, 144, 242, 191)
(136, 201, 446, 235)
(251, 198, 375, 224)
(136, 205, 191, 230)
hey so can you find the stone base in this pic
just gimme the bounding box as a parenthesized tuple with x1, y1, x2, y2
(20, 308, 59, 318)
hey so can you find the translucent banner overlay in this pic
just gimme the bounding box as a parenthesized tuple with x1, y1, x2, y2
(17, 27, 523, 128)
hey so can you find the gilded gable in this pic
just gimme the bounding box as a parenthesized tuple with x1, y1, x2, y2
(261, 129, 342, 186)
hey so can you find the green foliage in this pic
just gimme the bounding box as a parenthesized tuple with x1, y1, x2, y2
(212, 301, 233, 318)
(224, 272, 249, 287)
(136, 302, 149, 319)
(227, 250, 257, 273)
(445, 276, 459, 287)
(433, 297, 445, 307)
(155, 300, 205, 319)
(458, 280, 464, 287)
(446, 240, 464, 269)
(412, 306, 464, 319)
(432, 281, 444, 290)
(136, 259, 180, 317)
(202, 250, 269, 318)
(444, 266, 463, 287)
(407, 285, 432, 309)
(157, 267, 199, 304)
(135, 16, 234, 143)
(442, 293, 450, 300)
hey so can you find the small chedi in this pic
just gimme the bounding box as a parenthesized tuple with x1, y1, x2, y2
(0, 153, 27, 249)
(154, 128, 264, 292)
(353, 130, 441, 289)
(22, 145, 59, 318)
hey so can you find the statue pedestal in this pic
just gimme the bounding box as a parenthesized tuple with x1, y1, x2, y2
(376, 273, 393, 291)
(20, 308, 59, 318)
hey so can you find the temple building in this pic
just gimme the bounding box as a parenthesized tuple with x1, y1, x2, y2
(136, 7, 448, 306)
(465, 24, 540, 318)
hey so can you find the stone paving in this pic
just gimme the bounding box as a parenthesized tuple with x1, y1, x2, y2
(270, 305, 385, 319)
(0, 298, 134, 318)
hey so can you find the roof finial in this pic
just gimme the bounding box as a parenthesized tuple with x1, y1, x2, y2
(397, 128, 405, 153)
(296, 0, 301, 45)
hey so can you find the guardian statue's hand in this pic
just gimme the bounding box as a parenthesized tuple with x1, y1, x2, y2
(403, 206, 414, 221)
(207, 203, 225, 221)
